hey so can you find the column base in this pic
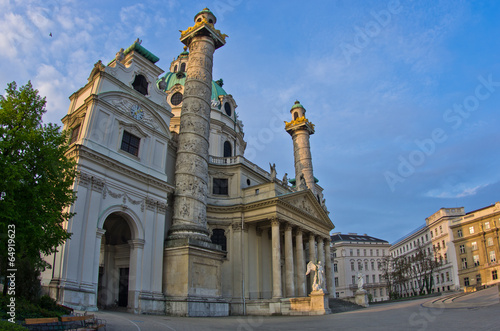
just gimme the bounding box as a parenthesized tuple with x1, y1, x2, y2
(163, 238, 228, 316)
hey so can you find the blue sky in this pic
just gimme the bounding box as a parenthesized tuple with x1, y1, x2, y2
(2, 0, 500, 243)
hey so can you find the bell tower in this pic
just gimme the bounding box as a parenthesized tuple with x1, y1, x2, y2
(285, 101, 316, 196)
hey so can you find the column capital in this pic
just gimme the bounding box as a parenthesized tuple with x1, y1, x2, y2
(96, 228, 106, 239)
(270, 217, 281, 227)
(231, 222, 248, 232)
(284, 222, 294, 232)
(128, 239, 145, 249)
(295, 227, 303, 236)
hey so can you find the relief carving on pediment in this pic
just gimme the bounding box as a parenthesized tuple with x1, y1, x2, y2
(286, 196, 320, 219)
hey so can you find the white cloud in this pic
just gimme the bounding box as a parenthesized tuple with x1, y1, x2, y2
(424, 182, 490, 199)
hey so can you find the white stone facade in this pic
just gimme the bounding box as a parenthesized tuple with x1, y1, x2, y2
(331, 233, 390, 302)
(42, 9, 334, 316)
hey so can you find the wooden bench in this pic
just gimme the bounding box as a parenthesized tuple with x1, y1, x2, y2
(61, 315, 106, 330)
(24, 317, 63, 330)
(25, 315, 106, 331)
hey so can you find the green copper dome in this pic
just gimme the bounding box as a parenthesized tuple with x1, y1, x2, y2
(291, 100, 305, 110)
(157, 72, 227, 101)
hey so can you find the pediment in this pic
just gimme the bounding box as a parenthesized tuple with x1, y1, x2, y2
(278, 190, 333, 229)
(99, 92, 171, 137)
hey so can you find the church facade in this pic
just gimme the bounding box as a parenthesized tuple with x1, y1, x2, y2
(42, 9, 334, 316)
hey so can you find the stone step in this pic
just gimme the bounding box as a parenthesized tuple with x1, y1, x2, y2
(328, 298, 364, 313)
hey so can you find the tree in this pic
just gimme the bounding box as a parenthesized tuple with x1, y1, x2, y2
(0, 81, 76, 300)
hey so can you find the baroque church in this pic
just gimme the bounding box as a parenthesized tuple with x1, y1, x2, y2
(42, 8, 335, 316)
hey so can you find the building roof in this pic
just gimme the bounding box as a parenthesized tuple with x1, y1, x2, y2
(158, 71, 228, 101)
(123, 41, 160, 64)
(390, 223, 427, 246)
(331, 233, 389, 244)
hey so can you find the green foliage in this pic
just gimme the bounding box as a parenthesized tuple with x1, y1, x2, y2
(0, 81, 77, 299)
(0, 320, 28, 330)
(367, 293, 373, 303)
(0, 294, 71, 321)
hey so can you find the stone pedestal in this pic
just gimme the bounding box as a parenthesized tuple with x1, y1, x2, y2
(163, 238, 228, 316)
(309, 290, 331, 315)
(355, 289, 369, 307)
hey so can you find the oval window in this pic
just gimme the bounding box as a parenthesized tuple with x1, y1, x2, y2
(171, 92, 183, 106)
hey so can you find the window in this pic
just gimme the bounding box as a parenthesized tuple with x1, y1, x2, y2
(442, 240, 445, 248)
(485, 222, 491, 230)
(461, 258, 467, 269)
(364, 261, 368, 270)
(464, 277, 470, 286)
(212, 178, 228, 195)
(132, 74, 148, 95)
(372, 275, 376, 283)
(210, 229, 227, 251)
(493, 270, 498, 280)
(431, 231, 433, 238)
(379, 274, 382, 282)
(173, 64, 178, 72)
(459, 245, 466, 254)
(121, 131, 140, 156)
(439, 225, 443, 234)
(376, 249, 379, 256)
(350, 249, 353, 256)
(363, 249, 367, 256)
(435, 229, 438, 237)
(358, 262, 362, 270)
(171, 92, 183, 106)
(490, 251, 496, 263)
(334, 263, 338, 273)
(446, 272, 450, 282)
(380, 288, 383, 297)
(476, 274, 481, 284)
(351, 261, 355, 271)
(441, 273, 444, 283)
(357, 249, 360, 256)
(352, 276, 356, 284)
(224, 102, 232, 116)
(473, 255, 480, 266)
(471, 241, 478, 251)
(180, 62, 186, 72)
(371, 261, 375, 270)
(223, 141, 232, 157)
(444, 253, 448, 263)
(370, 249, 373, 256)
(366, 275, 369, 284)
(70, 124, 80, 144)
(469, 226, 475, 234)
(487, 237, 494, 246)
(335, 277, 339, 287)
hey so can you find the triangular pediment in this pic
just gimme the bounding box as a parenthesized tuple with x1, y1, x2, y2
(278, 190, 333, 230)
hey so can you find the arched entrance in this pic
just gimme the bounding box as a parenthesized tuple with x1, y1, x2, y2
(97, 212, 132, 309)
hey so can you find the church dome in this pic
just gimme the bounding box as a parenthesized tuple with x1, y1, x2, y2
(157, 72, 227, 101)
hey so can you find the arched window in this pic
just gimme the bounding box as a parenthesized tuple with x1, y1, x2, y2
(294, 112, 299, 120)
(173, 65, 178, 72)
(224, 102, 232, 116)
(223, 141, 232, 157)
(132, 74, 148, 95)
(180, 62, 186, 72)
(211, 229, 227, 251)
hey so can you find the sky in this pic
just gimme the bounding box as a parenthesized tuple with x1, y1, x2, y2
(1, 0, 500, 243)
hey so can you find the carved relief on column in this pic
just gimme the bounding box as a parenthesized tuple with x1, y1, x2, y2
(284, 223, 295, 297)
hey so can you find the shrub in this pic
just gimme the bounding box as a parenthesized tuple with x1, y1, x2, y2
(0, 320, 28, 330)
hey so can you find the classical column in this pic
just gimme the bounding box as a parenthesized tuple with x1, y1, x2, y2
(284, 223, 295, 297)
(271, 218, 282, 299)
(324, 238, 334, 296)
(318, 238, 325, 265)
(169, 9, 226, 242)
(308, 233, 317, 263)
(295, 228, 306, 297)
(128, 239, 145, 311)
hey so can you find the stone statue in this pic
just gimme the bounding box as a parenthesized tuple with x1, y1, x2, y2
(299, 173, 307, 190)
(282, 173, 288, 186)
(357, 272, 364, 290)
(269, 163, 276, 181)
(115, 48, 125, 62)
(306, 261, 326, 292)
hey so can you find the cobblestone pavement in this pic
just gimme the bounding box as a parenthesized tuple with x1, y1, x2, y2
(87, 287, 500, 331)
